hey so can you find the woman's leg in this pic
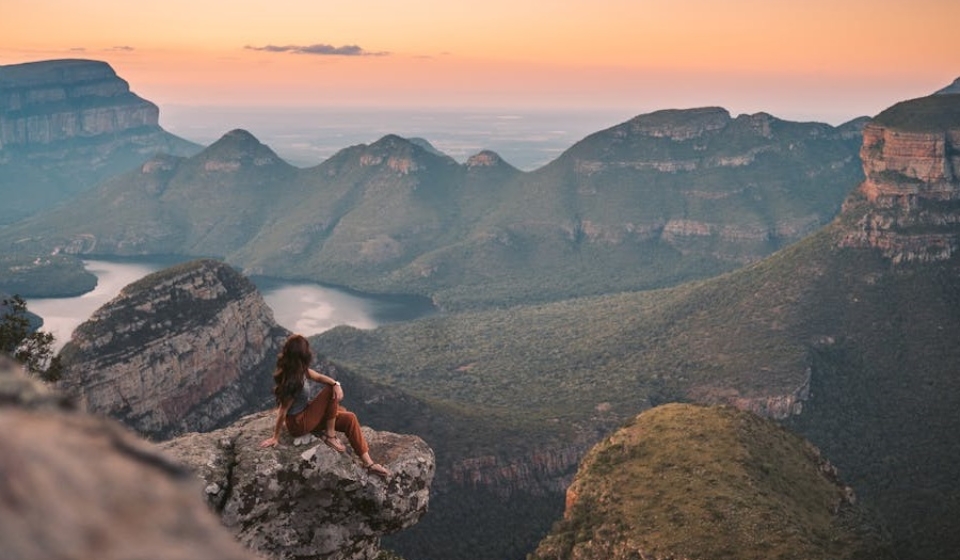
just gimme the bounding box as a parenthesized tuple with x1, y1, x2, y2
(333, 408, 391, 478)
(286, 385, 338, 437)
(334, 409, 368, 456)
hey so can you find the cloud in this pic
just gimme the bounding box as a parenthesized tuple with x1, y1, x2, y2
(245, 43, 388, 57)
(109, 46, 135, 51)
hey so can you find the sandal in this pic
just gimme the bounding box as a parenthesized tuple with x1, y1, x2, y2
(365, 463, 391, 479)
(321, 433, 345, 453)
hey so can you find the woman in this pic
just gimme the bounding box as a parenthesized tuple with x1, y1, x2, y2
(259, 334, 391, 478)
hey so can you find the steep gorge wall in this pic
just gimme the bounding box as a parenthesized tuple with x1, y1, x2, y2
(58, 259, 290, 440)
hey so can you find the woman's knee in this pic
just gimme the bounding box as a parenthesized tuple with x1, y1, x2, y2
(337, 411, 359, 427)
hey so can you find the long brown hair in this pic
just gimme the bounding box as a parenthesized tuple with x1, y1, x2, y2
(273, 334, 313, 406)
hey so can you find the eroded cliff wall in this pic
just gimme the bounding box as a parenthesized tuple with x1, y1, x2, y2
(58, 259, 290, 440)
(0, 59, 158, 148)
(0, 59, 200, 224)
(839, 94, 960, 262)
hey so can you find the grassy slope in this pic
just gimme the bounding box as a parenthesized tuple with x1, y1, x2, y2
(531, 403, 894, 560)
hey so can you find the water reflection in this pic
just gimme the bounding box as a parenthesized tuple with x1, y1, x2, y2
(27, 259, 435, 351)
(26, 259, 162, 351)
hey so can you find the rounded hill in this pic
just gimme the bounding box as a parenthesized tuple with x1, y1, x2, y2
(531, 403, 894, 560)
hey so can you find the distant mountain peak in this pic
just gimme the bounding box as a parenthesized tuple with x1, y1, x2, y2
(196, 129, 286, 170)
(934, 77, 960, 95)
(465, 150, 506, 168)
(625, 106, 732, 140)
(351, 134, 459, 175)
(369, 134, 412, 150)
(406, 137, 448, 157)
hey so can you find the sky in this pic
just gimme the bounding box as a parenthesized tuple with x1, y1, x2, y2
(1, 0, 958, 124)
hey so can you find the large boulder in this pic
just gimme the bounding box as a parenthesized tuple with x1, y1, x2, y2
(160, 411, 435, 560)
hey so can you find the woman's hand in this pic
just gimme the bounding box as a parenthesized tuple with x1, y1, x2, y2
(259, 436, 279, 448)
(333, 383, 344, 402)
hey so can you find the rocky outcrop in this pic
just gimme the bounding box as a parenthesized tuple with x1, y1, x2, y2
(626, 106, 731, 140)
(465, 150, 505, 168)
(838, 94, 960, 262)
(0, 59, 159, 148)
(58, 259, 290, 440)
(935, 77, 960, 95)
(0, 59, 200, 225)
(0, 356, 259, 560)
(530, 404, 895, 560)
(159, 411, 435, 560)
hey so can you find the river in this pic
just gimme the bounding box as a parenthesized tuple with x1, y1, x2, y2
(26, 259, 435, 351)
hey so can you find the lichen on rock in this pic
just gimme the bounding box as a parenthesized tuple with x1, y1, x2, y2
(160, 411, 435, 560)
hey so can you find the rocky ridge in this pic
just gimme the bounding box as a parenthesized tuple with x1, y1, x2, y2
(160, 411, 435, 560)
(0, 356, 259, 560)
(58, 259, 289, 440)
(935, 77, 960, 95)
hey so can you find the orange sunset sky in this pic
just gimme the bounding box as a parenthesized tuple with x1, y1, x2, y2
(2, 0, 958, 123)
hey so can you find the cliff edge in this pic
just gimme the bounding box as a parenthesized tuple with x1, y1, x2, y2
(838, 93, 960, 262)
(58, 259, 290, 440)
(160, 411, 435, 560)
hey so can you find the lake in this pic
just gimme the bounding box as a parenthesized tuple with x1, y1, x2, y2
(27, 259, 436, 351)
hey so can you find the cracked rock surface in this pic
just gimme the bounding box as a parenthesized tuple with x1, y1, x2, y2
(159, 410, 435, 560)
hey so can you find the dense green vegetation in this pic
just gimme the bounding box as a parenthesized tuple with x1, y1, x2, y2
(530, 404, 894, 560)
(0, 254, 97, 297)
(0, 109, 864, 310)
(316, 209, 960, 560)
(0, 295, 62, 380)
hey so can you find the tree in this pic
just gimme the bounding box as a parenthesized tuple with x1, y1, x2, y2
(0, 295, 62, 381)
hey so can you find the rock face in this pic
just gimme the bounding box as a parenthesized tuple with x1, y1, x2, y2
(838, 94, 960, 262)
(0, 59, 157, 148)
(159, 411, 435, 560)
(58, 259, 290, 440)
(530, 404, 895, 560)
(0, 59, 199, 224)
(0, 356, 260, 560)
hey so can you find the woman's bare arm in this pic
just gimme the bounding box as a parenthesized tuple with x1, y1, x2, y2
(259, 400, 292, 448)
(307, 368, 344, 401)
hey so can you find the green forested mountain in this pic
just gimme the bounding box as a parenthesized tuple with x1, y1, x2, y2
(314, 94, 960, 560)
(0, 108, 864, 307)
